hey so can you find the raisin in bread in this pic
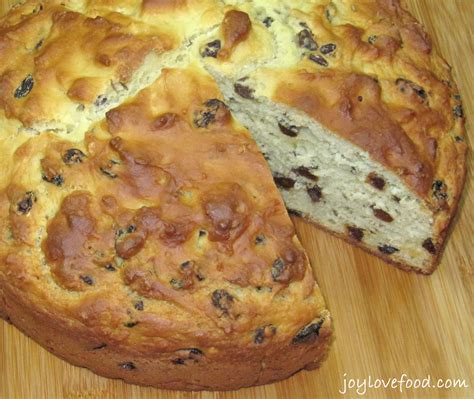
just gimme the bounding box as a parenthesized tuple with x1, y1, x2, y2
(195, 0, 467, 273)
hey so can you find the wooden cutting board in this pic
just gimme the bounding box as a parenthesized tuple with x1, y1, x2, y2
(0, 1, 472, 398)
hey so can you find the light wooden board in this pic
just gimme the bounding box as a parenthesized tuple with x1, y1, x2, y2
(0, 1, 472, 398)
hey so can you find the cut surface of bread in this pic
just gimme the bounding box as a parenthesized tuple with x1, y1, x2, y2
(0, 0, 468, 392)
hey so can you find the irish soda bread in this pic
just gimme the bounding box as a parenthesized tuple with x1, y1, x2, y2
(0, 0, 467, 391)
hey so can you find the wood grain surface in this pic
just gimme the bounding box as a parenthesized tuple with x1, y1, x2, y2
(0, 1, 472, 398)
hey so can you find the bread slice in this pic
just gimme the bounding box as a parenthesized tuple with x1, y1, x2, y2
(0, 64, 332, 390)
(196, 0, 467, 273)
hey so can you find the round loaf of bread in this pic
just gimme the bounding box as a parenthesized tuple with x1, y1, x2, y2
(0, 0, 466, 391)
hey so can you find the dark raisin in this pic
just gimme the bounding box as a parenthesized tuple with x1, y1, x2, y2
(124, 321, 138, 328)
(413, 87, 427, 100)
(307, 185, 323, 202)
(347, 226, 364, 241)
(194, 98, 228, 128)
(100, 167, 117, 179)
(34, 38, 44, 50)
(119, 362, 136, 370)
(254, 325, 277, 344)
(395, 78, 427, 101)
(198, 229, 207, 237)
(263, 17, 274, 27)
(180, 261, 192, 270)
(325, 2, 337, 22)
(373, 208, 394, 223)
(320, 43, 336, 54)
(105, 264, 116, 272)
(271, 258, 285, 281)
(297, 29, 318, 51)
(254, 328, 265, 344)
(274, 176, 296, 190)
(368, 35, 377, 44)
(453, 105, 464, 118)
(134, 300, 144, 311)
(378, 245, 399, 255)
(195, 112, 214, 129)
(278, 122, 299, 137)
(17, 191, 36, 214)
(188, 348, 203, 361)
(309, 54, 329, 67)
(196, 273, 206, 281)
(200, 39, 221, 58)
(422, 238, 437, 255)
(14, 75, 34, 98)
(92, 343, 107, 350)
(234, 83, 255, 99)
(432, 180, 448, 201)
(95, 95, 108, 107)
(454, 94, 462, 101)
(80, 275, 94, 286)
(172, 349, 203, 364)
(287, 208, 303, 217)
(42, 171, 64, 186)
(211, 289, 234, 315)
(32, 4, 43, 13)
(357, 96, 363, 102)
(292, 319, 324, 345)
(127, 225, 136, 234)
(63, 148, 86, 165)
(432, 180, 444, 191)
(454, 136, 464, 143)
(367, 173, 386, 190)
(255, 234, 266, 245)
(294, 166, 318, 181)
(170, 278, 184, 289)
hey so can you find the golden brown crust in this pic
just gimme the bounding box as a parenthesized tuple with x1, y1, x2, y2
(0, 284, 332, 390)
(0, 64, 330, 390)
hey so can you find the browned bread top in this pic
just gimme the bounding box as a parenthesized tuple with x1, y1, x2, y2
(0, 65, 328, 354)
